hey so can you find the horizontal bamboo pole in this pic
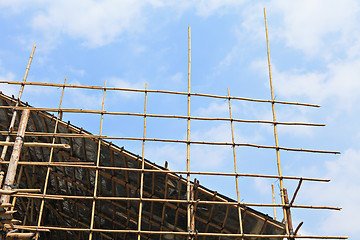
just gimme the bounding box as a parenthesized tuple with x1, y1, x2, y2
(0, 141, 70, 149)
(12, 193, 341, 210)
(6, 232, 36, 239)
(0, 130, 340, 154)
(13, 226, 348, 239)
(0, 81, 320, 107)
(0, 161, 329, 182)
(0, 161, 93, 166)
(0, 106, 325, 127)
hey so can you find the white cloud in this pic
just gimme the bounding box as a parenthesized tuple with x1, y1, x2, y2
(271, 0, 360, 58)
(300, 148, 360, 236)
(251, 58, 360, 113)
(196, 101, 231, 117)
(107, 77, 146, 99)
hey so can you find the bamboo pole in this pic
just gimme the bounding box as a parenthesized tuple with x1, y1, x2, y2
(0, 161, 330, 182)
(12, 226, 349, 239)
(88, 80, 107, 240)
(272, 184, 277, 220)
(227, 88, 244, 236)
(34, 77, 66, 240)
(0, 45, 36, 162)
(0, 106, 325, 127)
(264, 8, 290, 237)
(0, 80, 321, 107)
(186, 26, 192, 240)
(137, 83, 148, 240)
(11, 193, 341, 210)
(0, 141, 70, 148)
(1, 109, 30, 204)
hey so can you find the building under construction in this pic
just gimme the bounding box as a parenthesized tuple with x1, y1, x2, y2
(0, 11, 347, 240)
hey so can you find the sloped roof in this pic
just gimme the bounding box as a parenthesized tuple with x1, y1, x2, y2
(0, 92, 285, 239)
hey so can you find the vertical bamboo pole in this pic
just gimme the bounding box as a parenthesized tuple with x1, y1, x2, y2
(137, 83, 148, 240)
(227, 88, 244, 237)
(34, 78, 67, 240)
(1, 44, 36, 162)
(283, 188, 294, 239)
(1, 109, 30, 204)
(271, 183, 277, 220)
(88, 80, 107, 240)
(186, 26, 193, 240)
(0, 171, 4, 188)
(264, 8, 290, 236)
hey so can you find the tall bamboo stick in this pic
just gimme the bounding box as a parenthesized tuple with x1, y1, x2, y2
(186, 26, 193, 240)
(272, 184, 277, 220)
(227, 88, 244, 236)
(264, 8, 290, 236)
(137, 83, 148, 240)
(34, 78, 66, 240)
(88, 80, 107, 240)
(0, 45, 36, 162)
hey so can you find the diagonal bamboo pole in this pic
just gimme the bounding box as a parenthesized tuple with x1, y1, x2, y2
(1, 109, 30, 204)
(1, 45, 36, 162)
(34, 78, 67, 240)
(137, 83, 148, 240)
(88, 80, 107, 240)
(264, 8, 290, 236)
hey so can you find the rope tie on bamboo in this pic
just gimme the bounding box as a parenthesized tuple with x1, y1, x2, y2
(15, 135, 24, 141)
(3, 183, 17, 189)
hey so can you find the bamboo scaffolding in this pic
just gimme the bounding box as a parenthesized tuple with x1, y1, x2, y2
(0, 106, 325, 127)
(0, 131, 339, 154)
(137, 83, 148, 240)
(12, 226, 348, 239)
(264, 8, 290, 237)
(0, 161, 330, 182)
(10, 193, 341, 210)
(228, 88, 244, 237)
(0, 45, 36, 162)
(88, 80, 107, 240)
(0, 81, 321, 108)
(34, 78, 66, 240)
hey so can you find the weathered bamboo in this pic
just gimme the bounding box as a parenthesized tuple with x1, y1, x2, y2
(137, 83, 148, 240)
(284, 189, 294, 239)
(0, 107, 326, 127)
(5, 232, 35, 239)
(0, 141, 70, 148)
(0, 171, 4, 187)
(0, 80, 321, 107)
(88, 80, 107, 240)
(290, 178, 303, 206)
(0, 161, 330, 182)
(186, 26, 192, 239)
(228, 88, 244, 236)
(34, 78, 66, 240)
(12, 226, 349, 239)
(0, 45, 36, 162)
(272, 183, 277, 220)
(1, 109, 30, 204)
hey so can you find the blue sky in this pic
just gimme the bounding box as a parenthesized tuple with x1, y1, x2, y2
(1, 0, 359, 238)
